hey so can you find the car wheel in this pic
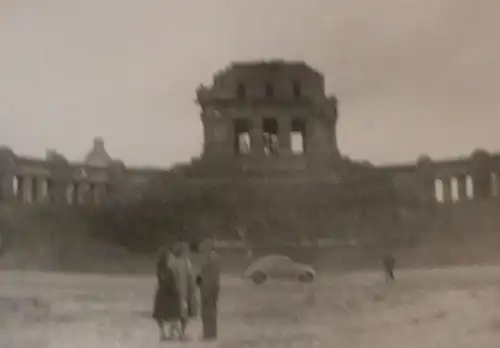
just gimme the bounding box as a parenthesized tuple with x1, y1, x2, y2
(298, 272, 314, 283)
(251, 271, 267, 285)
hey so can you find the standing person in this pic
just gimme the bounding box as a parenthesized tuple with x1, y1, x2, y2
(183, 243, 198, 320)
(196, 238, 221, 341)
(169, 241, 197, 340)
(382, 253, 396, 283)
(152, 246, 182, 342)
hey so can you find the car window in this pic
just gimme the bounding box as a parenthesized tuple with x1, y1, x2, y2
(248, 255, 291, 270)
(266, 255, 290, 262)
(275, 257, 291, 265)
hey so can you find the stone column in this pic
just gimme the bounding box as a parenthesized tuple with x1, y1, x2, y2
(45, 179, 54, 203)
(442, 177, 452, 203)
(94, 183, 101, 204)
(77, 182, 90, 204)
(31, 177, 39, 203)
(88, 183, 94, 204)
(490, 172, 498, 198)
(104, 183, 112, 197)
(36, 177, 48, 203)
(21, 176, 33, 204)
(278, 119, 291, 155)
(66, 183, 75, 204)
(0, 171, 15, 201)
(250, 118, 264, 155)
(14, 176, 22, 200)
(90, 183, 103, 204)
(457, 175, 467, 201)
(465, 175, 474, 199)
(307, 120, 326, 155)
(75, 182, 84, 205)
(92, 183, 107, 204)
(225, 120, 236, 157)
(76, 182, 83, 204)
(53, 179, 70, 204)
(424, 177, 437, 204)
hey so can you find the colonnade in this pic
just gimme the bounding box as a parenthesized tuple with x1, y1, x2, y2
(234, 118, 306, 155)
(10, 175, 110, 205)
(434, 172, 499, 203)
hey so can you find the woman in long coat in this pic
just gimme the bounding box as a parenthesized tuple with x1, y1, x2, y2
(152, 247, 182, 341)
(169, 242, 198, 339)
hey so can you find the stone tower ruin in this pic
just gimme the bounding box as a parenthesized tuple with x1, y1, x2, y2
(195, 60, 341, 174)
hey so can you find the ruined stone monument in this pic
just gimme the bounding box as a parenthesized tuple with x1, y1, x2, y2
(197, 60, 339, 158)
(189, 61, 349, 179)
(0, 59, 499, 211)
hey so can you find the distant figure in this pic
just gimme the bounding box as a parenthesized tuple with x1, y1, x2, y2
(382, 253, 396, 283)
(196, 238, 221, 341)
(152, 246, 182, 341)
(169, 242, 197, 340)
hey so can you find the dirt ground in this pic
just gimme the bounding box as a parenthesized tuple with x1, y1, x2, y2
(2, 266, 500, 348)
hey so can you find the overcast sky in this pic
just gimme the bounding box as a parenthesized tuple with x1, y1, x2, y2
(1, 0, 499, 167)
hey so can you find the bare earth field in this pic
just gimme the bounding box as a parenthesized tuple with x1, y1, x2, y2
(2, 266, 500, 348)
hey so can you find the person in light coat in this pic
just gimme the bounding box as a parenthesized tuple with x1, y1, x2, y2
(169, 241, 198, 340)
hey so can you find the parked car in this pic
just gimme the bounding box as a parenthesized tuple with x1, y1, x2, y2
(243, 254, 316, 284)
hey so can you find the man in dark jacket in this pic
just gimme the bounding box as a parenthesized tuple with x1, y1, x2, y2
(196, 238, 221, 341)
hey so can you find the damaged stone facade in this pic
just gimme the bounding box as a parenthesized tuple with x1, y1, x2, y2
(196, 61, 340, 163)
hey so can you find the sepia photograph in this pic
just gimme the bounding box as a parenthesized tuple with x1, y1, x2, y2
(1, 1, 500, 347)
